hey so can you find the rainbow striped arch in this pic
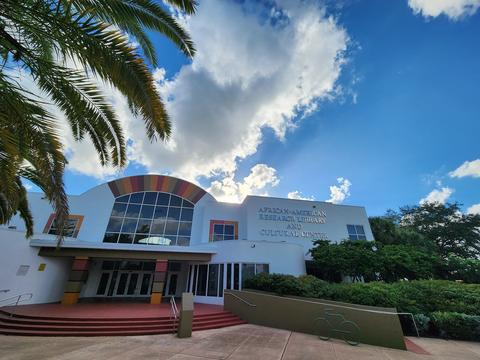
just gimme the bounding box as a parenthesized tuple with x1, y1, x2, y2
(107, 175, 207, 204)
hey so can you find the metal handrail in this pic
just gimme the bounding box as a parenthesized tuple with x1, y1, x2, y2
(224, 292, 257, 307)
(0, 293, 33, 308)
(170, 296, 179, 333)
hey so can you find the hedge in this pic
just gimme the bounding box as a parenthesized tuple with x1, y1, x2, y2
(244, 273, 480, 315)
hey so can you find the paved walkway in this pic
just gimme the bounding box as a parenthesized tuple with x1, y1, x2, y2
(1, 324, 479, 360)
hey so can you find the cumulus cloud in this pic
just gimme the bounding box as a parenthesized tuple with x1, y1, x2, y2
(287, 191, 315, 201)
(467, 203, 480, 214)
(326, 177, 351, 204)
(207, 164, 279, 203)
(419, 187, 454, 204)
(449, 159, 480, 178)
(408, 0, 480, 20)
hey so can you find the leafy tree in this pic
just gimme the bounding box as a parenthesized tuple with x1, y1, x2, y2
(441, 256, 480, 284)
(398, 203, 480, 258)
(310, 240, 379, 282)
(0, 0, 196, 239)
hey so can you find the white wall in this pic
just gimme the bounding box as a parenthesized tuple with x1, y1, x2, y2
(0, 229, 71, 305)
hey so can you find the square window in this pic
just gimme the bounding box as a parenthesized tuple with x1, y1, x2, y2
(154, 206, 168, 219)
(167, 207, 181, 221)
(118, 233, 134, 244)
(116, 194, 130, 203)
(143, 192, 157, 205)
(177, 237, 190, 246)
(151, 219, 166, 234)
(106, 217, 123, 232)
(164, 220, 179, 235)
(180, 208, 193, 221)
(170, 195, 182, 207)
(125, 204, 141, 218)
(121, 218, 138, 233)
(129, 192, 144, 204)
(224, 224, 234, 235)
(349, 234, 358, 241)
(136, 219, 151, 234)
(134, 234, 149, 244)
(103, 233, 119, 243)
(178, 222, 192, 236)
(111, 203, 127, 217)
(139, 205, 155, 219)
(156, 193, 170, 206)
(214, 234, 223, 241)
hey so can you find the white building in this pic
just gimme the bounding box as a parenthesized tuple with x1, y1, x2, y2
(0, 175, 374, 305)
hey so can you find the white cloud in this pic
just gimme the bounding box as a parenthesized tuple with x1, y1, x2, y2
(467, 204, 480, 215)
(207, 164, 279, 203)
(449, 159, 480, 178)
(10, 1, 351, 194)
(326, 177, 351, 204)
(408, 0, 480, 20)
(419, 187, 454, 204)
(287, 191, 315, 201)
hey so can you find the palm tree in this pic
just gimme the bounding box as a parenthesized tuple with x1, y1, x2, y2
(0, 0, 196, 242)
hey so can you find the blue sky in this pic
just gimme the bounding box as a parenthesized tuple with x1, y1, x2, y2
(57, 0, 480, 216)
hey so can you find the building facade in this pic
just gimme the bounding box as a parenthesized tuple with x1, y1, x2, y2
(0, 175, 374, 305)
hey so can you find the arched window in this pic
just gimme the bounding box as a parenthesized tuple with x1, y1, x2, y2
(103, 192, 194, 246)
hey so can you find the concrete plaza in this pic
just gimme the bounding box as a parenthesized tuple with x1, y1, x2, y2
(1, 324, 479, 360)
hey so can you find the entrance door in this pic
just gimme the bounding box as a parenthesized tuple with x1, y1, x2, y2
(96, 270, 153, 297)
(165, 272, 179, 297)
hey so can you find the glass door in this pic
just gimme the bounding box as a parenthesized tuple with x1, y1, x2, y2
(165, 272, 179, 296)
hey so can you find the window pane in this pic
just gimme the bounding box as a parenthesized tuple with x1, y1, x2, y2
(192, 266, 198, 294)
(224, 235, 234, 241)
(139, 205, 155, 219)
(170, 195, 182, 207)
(103, 233, 119, 243)
(116, 194, 130, 203)
(182, 199, 194, 208)
(102, 261, 116, 270)
(143, 262, 155, 271)
(96, 273, 110, 295)
(355, 225, 365, 235)
(125, 204, 141, 218)
(358, 235, 367, 240)
(111, 203, 127, 217)
(347, 224, 356, 235)
(118, 233, 134, 244)
(143, 192, 157, 205)
(106, 217, 123, 232)
(156, 193, 170, 206)
(242, 264, 255, 284)
(151, 219, 166, 234)
(134, 234, 149, 244)
(177, 236, 190, 246)
(256, 264, 269, 274)
(224, 224, 234, 235)
(154, 206, 168, 219)
(140, 273, 152, 295)
(233, 264, 240, 290)
(226, 263, 232, 289)
(121, 218, 138, 233)
(196, 265, 207, 296)
(214, 224, 224, 235)
(136, 219, 151, 234)
(207, 264, 219, 297)
(349, 234, 358, 241)
(163, 235, 177, 246)
(178, 222, 192, 236)
(180, 208, 193, 221)
(214, 234, 223, 241)
(219, 264, 224, 297)
(167, 207, 181, 220)
(164, 220, 179, 235)
(129, 192, 144, 204)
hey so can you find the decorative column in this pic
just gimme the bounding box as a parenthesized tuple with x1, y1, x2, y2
(151, 260, 168, 304)
(62, 256, 89, 305)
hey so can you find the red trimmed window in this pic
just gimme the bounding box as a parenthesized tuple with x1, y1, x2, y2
(209, 220, 238, 242)
(43, 214, 84, 238)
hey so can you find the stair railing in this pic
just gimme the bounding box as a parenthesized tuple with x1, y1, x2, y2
(224, 292, 257, 307)
(0, 293, 33, 315)
(169, 296, 179, 333)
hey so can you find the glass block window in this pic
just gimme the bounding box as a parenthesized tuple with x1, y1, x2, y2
(43, 214, 84, 238)
(209, 220, 238, 241)
(103, 192, 194, 246)
(347, 224, 367, 240)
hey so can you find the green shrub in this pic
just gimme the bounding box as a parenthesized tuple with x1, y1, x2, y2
(431, 312, 480, 341)
(244, 274, 480, 315)
(413, 314, 431, 336)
